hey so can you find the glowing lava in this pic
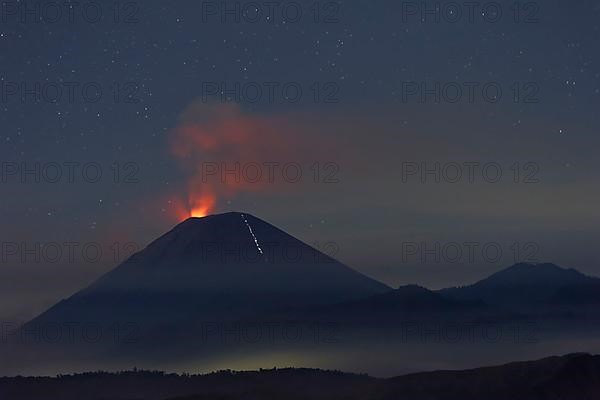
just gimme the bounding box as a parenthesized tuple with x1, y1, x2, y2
(189, 193, 216, 218)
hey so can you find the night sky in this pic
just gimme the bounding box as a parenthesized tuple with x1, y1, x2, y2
(1, 0, 600, 323)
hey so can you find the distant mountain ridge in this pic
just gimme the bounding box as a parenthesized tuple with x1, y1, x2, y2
(27, 225, 600, 329)
(301, 284, 487, 321)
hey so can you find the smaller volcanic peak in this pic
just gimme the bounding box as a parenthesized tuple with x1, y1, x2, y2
(478, 263, 591, 287)
(439, 263, 599, 308)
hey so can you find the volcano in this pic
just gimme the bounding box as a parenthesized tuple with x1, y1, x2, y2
(26, 212, 390, 330)
(2, 212, 390, 375)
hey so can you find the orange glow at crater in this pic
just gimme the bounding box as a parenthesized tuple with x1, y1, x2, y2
(188, 192, 216, 218)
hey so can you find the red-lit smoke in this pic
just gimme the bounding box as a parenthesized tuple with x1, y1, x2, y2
(169, 102, 297, 220)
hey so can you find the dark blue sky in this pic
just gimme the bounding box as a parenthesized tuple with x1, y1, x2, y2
(1, 0, 599, 322)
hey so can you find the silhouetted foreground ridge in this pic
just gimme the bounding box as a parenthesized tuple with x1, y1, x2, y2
(1, 353, 599, 400)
